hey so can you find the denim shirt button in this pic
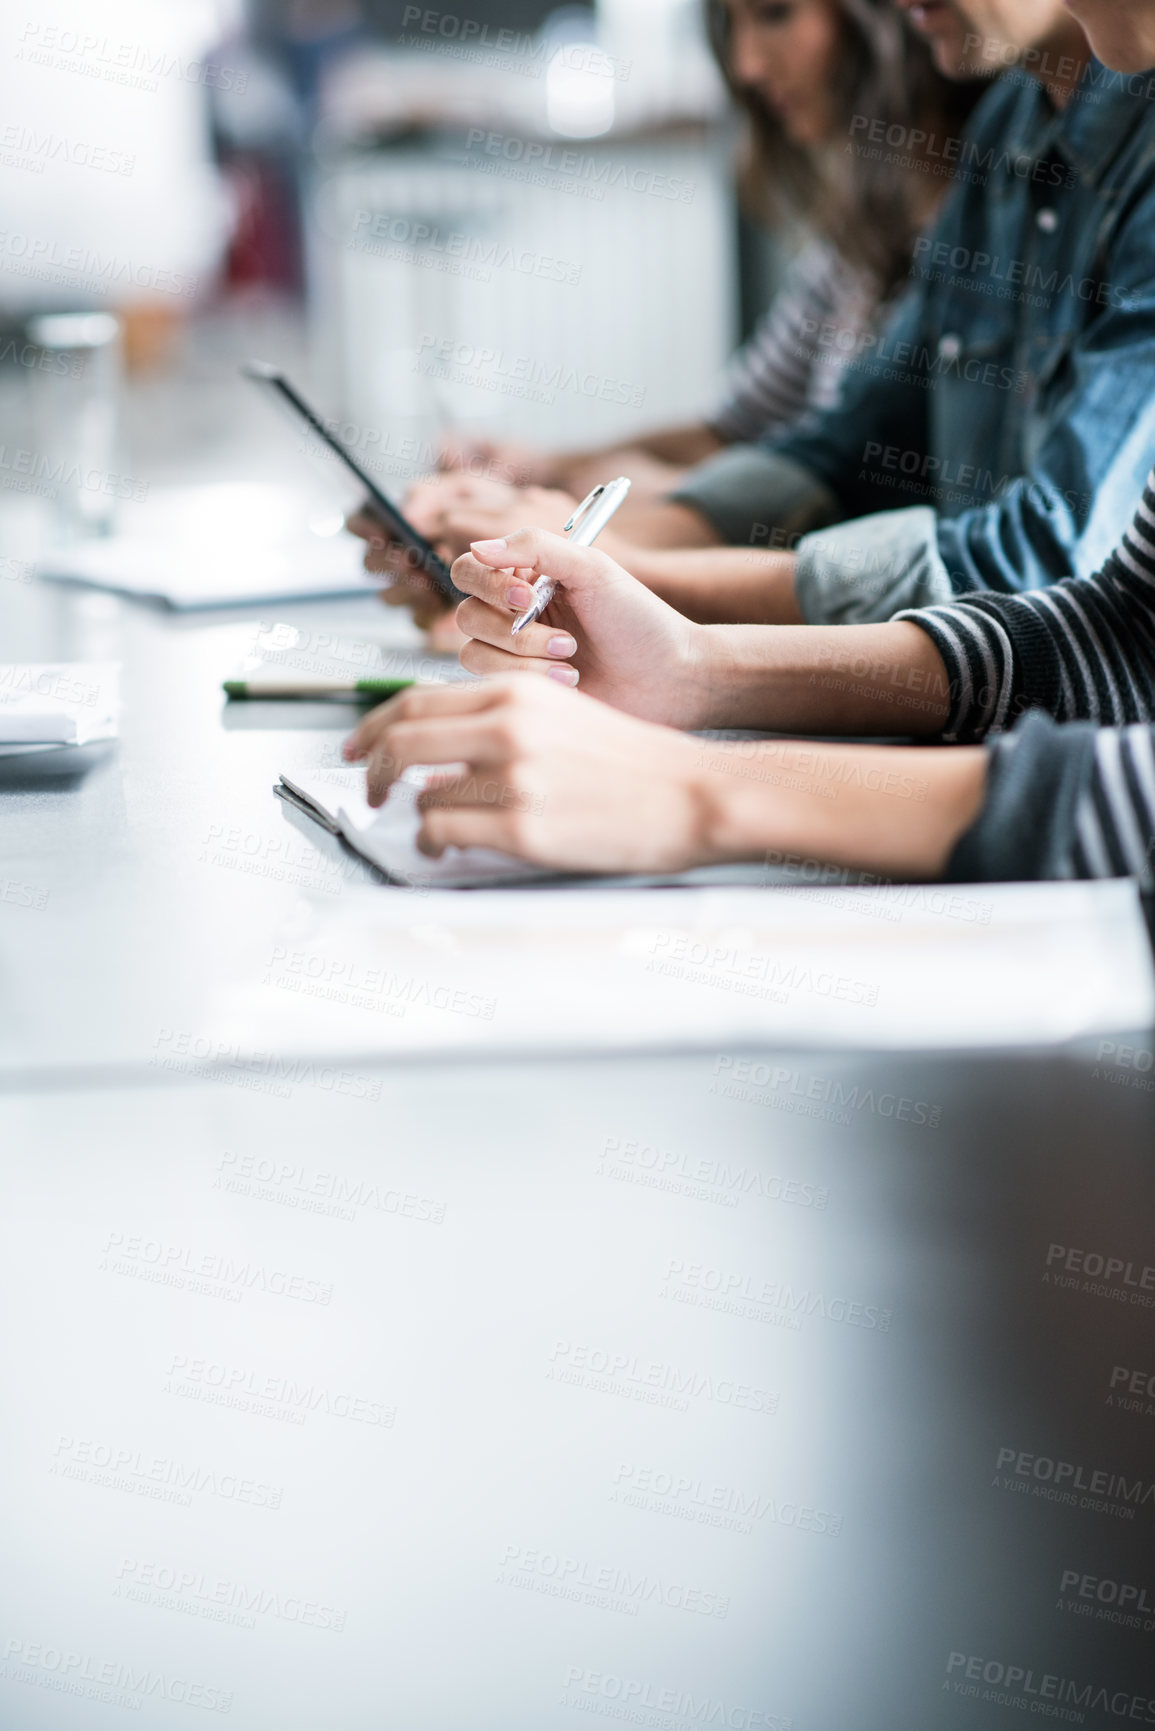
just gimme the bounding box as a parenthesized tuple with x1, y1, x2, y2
(938, 334, 962, 361)
(1036, 208, 1059, 232)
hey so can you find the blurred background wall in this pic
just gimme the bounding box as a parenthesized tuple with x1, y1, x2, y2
(1, 0, 768, 489)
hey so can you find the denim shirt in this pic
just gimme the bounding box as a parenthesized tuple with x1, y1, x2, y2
(673, 63, 1155, 622)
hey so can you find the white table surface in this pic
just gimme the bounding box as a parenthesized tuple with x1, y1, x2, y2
(1, 333, 1153, 1731)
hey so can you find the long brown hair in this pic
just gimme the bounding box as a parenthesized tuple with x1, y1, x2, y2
(706, 0, 982, 295)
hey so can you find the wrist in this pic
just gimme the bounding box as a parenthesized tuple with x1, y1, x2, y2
(668, 621, 718, 731)
(600, 528, 651, 575)
(678, 742, 772, 866)
(683, 740, 991, 878)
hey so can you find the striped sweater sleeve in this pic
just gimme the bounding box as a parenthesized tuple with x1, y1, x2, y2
(946, 711, 1155, 886)
(894, 466, 1155, 742)
(709, 241, 878, 445)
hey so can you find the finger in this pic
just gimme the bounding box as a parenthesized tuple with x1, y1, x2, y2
(460, 639, 579, 683)
(414, 771, 478, 806)
(450, 551, 535, 612)
(413, 603, 450, 631)
(468, 527, 620, 594)
(415, 769, 533, 813)
(437, 437, 473, 472)
(405, 473, 484, 519)
(416, 806, 520, 858)
(378, 582, 428, 607)
(346, 508, 383, 543)
(370, 530, 430, 577)
(443, 504, 511, 535)
(343, 680, 497, 759)
(362, 714, 520, 805)
(364, 546, 398, 574)
(437, 513, 500, 559)
(358, 532, 428, 581)
(456, 596, 576, 660)
(379, 584, 444, 631)
(425, 612, 468, 652)
(402, 496, 445, 538)
(372, 541, 440, 584)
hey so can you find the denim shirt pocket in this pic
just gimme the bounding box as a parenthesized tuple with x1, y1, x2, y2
(926, 302, 1024, 510)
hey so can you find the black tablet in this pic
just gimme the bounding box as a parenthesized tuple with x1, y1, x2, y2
(243, 362, 464, 604)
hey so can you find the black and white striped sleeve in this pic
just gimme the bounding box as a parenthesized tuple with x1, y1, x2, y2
(894, 467, 1155, 742)
(709, 242, 876, 445)
(946, 711, 1155, 886)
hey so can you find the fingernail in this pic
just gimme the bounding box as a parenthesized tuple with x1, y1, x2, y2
(507, 583, 533, 610)
(471, 537, 508, 557)
(547, 665, 579, 686)
(547, 633, 576, 658)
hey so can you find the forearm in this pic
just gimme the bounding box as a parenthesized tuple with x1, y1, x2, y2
(693, 736, 989, 880)
(627, 424, 724, 467)
(550, 424, 723, 495)
(611, 545, 804, 624)
(696, 620, 953, 735)
(600, 496, 722, 551)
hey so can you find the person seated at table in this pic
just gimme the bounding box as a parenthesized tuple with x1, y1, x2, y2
(346, 0, 1155, 900)
(437, 0, 977, 506)
(348, 0, 978, 637)
(356, 0, 1155, 651)
(343, 452, 1155, 887)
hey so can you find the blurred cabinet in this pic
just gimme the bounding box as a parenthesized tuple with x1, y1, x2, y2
(306, 129, 736, 480)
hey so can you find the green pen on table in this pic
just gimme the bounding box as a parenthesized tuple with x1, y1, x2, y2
(223, 677, 414, 701)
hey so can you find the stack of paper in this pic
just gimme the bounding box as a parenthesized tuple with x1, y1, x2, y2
(0, 663, 119, 756)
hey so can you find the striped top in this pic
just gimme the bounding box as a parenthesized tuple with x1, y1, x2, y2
(901, 468, 1155, 884)
(710, 239, 882, 445)
(945, 712, 1155, 886)
(899, 467, 1155, 742)
(1070, 725, 1155, 879)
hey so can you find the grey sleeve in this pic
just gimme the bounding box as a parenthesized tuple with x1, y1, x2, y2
(794, 507, 955, 625)
(668, 445, 840, 548)
(945, 712, 1098, 882)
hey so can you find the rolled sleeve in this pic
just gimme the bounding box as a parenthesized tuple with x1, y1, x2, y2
(668, 446, 839, 548)
(794, 506, 955, 624)
(945, 712, 1097, 882)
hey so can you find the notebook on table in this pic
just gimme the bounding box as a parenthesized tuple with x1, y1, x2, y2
(274, 766, 782, 891)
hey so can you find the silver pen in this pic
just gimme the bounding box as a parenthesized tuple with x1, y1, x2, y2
(509, 475, 631, 635)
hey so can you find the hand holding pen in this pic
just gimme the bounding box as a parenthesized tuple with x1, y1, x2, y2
(448, 520, 709, 728)
(508, 477, 631, 633)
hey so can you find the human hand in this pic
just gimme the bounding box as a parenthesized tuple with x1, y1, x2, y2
(450, 526, 712, 729)
(438, 434, 555, 487)
(405, 474, 575, 562)
(342, 676, 717, 872)
(345, 506, 462, 646)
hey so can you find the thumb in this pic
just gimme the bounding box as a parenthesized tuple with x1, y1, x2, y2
(346, 507, 384, 544)
(467, 526, 620, 594)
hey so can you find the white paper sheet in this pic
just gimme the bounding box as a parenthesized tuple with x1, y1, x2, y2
(36, 484, 381, 609)
(0, 663, 119, 745)
(209, 878, 1155, 1058)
